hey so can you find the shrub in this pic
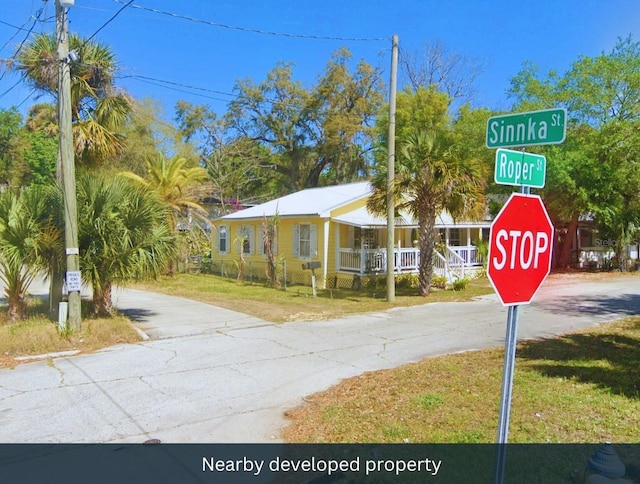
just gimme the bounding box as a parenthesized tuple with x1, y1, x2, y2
(431, 275, 448, 290)
(452, 277, 470, 291)
(397, 273, 418, 289)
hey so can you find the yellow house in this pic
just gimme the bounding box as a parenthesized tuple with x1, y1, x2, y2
(212, 182, 491, 289)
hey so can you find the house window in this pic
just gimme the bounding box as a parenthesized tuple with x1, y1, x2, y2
(448, 228, 461, 247)
(217, 225, 228, 254)
(354, 227, 376, 249)
(258, 224, 277, 257)
(238, 225, 254, 255)
(294, 223, 317, 259)
(299, 224, 311, 258)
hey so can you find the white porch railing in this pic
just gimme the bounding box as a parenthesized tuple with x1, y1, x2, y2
(338, 246, 481, 277)
(448, 245, 483, 265)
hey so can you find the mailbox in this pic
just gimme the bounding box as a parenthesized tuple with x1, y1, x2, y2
(302, 261, 321, 270)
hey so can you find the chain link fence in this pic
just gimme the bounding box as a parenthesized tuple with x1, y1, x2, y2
(184, 256, 410, 291)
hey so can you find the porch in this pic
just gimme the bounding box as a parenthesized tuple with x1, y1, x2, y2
(337, 245, 483, 281)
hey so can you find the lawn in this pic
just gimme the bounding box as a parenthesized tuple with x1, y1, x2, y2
(131, 272, 494, 322)
(282, 315, 640, 444)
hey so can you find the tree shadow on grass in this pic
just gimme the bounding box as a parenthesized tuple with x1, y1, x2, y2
(517, 318, 640, 399)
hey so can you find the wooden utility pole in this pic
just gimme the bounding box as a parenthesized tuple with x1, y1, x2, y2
(386, 34, 398, 302)
(56, 0, 81, 330)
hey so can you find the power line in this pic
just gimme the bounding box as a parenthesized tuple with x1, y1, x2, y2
(83, 0, 134, 44)
(0, 19, 32, 52)
(0, 3, 48, 83)
(121, 74, 235, 98)
(111, 0, 388, 42)
(0, 77, 24, 100)
(122, 75, 233, 103)
(15, 88, 39, 109)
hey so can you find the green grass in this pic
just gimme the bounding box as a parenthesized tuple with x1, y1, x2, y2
(131, 272, 494, 322)
(283, 316, 640, 444)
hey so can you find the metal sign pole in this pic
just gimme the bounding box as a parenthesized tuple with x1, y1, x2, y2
(494, 183, 529, 484)
(494, 304, 520, 484)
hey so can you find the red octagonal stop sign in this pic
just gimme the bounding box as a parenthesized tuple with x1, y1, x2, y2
(487, 193, 554, 305)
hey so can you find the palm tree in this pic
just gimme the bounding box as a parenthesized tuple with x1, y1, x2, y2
(14, 32, 132, 166)
(0, 185, 62, 321)
(120, 155, 210, 273)
(77, 174, 176, 316)
(120, 155, 209, 227)
(368, 129, 487, 296)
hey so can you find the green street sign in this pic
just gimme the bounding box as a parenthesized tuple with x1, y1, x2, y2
(494, 148, 546, 188)
(486, 108, 566, 148)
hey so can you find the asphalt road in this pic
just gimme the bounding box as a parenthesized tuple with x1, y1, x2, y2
(0, 273, 638, 443)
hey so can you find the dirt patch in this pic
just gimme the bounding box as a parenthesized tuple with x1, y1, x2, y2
(286, 312, 331, 322)
(545, 270, 639, 285)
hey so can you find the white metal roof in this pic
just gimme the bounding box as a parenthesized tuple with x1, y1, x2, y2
(332, 206, 414, 227)
(333, 206, 492, 228)
(219, 181, 372, 220)
(219, 181, 491, 228)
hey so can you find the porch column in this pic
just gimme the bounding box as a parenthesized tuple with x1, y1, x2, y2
(323, 219, 330, 284)
(335, 223, 341, 271)
(466, 228, 471, 246)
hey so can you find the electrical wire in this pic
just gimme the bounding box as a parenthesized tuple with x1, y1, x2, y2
(0, 78, 24, 100)
(111, 0, 388, 42)
(121, 74, 236, 98)
(83, 0, 135, 44)
(0, 3, 48, 84)
(0, 19, 32, 53)
(124, 75, 233, 103)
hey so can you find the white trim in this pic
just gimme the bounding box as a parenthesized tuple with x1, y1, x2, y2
(323, 219, 330, 281)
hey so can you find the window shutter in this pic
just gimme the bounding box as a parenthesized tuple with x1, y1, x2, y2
(310, 224, 318, 258)
(293, 224, 299, 257)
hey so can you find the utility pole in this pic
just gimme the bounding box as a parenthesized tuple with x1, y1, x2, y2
(386, 34, 398, 302)
(56, 0, 81, 330)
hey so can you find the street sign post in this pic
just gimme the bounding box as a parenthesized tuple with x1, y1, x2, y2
(494, 148, 546, 188)
(488, 192, 554, 484)
(486, 108, 566, 148)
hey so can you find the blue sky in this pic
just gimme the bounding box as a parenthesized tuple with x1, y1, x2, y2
(1, 0, 639, 120)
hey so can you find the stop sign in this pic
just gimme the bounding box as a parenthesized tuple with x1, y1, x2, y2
(487, 193, 554, 305)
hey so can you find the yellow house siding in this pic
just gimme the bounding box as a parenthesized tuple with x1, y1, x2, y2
(329, 196, 368, 218)
(213, 216, 332, 287)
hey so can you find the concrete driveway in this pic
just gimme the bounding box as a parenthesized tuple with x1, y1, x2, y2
(0, 273, 638, 443)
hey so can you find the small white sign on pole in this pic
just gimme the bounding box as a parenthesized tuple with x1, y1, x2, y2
(66, 271, 82, 292)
